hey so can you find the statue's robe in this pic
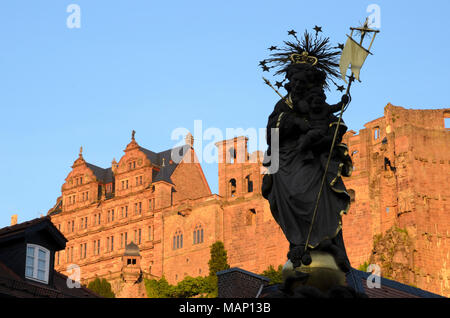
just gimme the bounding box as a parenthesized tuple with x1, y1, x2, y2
(263, 98, 353, 271)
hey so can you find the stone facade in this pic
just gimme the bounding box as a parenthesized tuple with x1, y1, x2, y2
(48, 104, 450, 297)
(342, 104, 450, 297)
(48, 134, 288, 297)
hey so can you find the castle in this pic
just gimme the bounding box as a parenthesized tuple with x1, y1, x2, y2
(48, 104, 450, 297)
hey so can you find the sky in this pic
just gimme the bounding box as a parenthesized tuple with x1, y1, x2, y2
(0, 0, 449, 228)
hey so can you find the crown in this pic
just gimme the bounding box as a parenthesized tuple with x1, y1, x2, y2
(289, 52, 318, 66)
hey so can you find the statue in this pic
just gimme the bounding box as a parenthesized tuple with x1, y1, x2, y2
(260, 23, 378, 295)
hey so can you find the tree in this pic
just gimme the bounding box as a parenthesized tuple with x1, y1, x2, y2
(87, 278, 115, 298)
(261, 265, 283, 285)
(144, 241, 230, 298)
(208, 241, 230, 276)
(145, 276, 173, 298)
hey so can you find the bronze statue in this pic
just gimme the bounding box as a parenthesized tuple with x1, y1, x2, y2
(260, 24, 378, 295)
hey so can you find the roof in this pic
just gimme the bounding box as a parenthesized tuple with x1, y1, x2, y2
(346, 268, 444, 298)
(82, 144, 190, 186)
(85, 163, 114, 184)
(0, 261, 99, 298)
(140, 144, 190, 167)
(218, 267, 445, 298)
(0, 216, 66, 249)
(0, 218, 97, 298)
(124, 242, 140, 256)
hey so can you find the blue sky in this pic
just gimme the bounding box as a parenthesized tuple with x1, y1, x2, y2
(0, 0, 449, 228)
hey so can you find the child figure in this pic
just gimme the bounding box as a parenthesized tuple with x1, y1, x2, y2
(297, 87, 349, 152)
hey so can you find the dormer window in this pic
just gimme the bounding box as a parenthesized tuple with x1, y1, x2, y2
(25, 244, 50, 284)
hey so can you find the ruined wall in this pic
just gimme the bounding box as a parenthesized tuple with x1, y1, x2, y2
(342, 104, 450, 296)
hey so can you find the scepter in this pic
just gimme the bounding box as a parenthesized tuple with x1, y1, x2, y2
(302, 19, 379, 261)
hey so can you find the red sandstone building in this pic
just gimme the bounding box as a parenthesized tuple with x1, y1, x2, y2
(47, 104, 450, 297)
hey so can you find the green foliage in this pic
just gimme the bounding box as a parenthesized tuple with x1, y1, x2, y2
(145, 241, 230, 298)
(358, 261, 370, 272)
(260, 265, 283, 285)
(208, 241, 230, 276)
(144, 276, 173, 298)
(87, 278, 115, 298)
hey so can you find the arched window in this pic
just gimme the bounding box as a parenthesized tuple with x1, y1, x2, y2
(193, 224, 204, 245)
(229, 179, 237, 197)
(373, 127, 380, 140)
(246, 209, 256, 226)
(172, 229, 183, 250)
(245, 175, 253, 193)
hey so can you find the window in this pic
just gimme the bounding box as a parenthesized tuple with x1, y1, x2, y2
(348, 189, 356, 203)
(149, 199, 153, 211)
(444, 112, 450, 128)
(173, 230, 183, 250)
(71, 220, 74, 233)
(138, 202, 142, 214)
(25, 244, 50, 284)
(229, 179, 237, 197)
(374, 127, 380, 140)
(193, 225, 204, 245)
(229, 148, 236, 164)
(148, 226, 152, 241)
(93, 240, 100, 255)
(79, 243, 87, 259)
(138, 229, 142, 245)
(245, 175, 253, 193)
(246, 209, 256, 226)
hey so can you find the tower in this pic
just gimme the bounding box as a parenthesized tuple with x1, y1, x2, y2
(215, 137, 263, 199)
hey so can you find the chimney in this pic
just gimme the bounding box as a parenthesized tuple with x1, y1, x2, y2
(11, 214, 18, 226)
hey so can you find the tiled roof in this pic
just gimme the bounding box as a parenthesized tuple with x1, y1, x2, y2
(84, 144, 190, 185)
(346, 269, 444, 298)
(0, 261, 99, 298)
(85, 163, 114, 184)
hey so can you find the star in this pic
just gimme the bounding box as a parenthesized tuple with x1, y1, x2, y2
(336, 85, 345, 92)
(337, 43, 344, 50)
(268, 46, 277, 51)
(275, 81, 284, 89)
(259, 60, 267, 66)
(288, 29, 297, 36)
(262, 65, 270, 72)
(313, 25, 322, 34)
